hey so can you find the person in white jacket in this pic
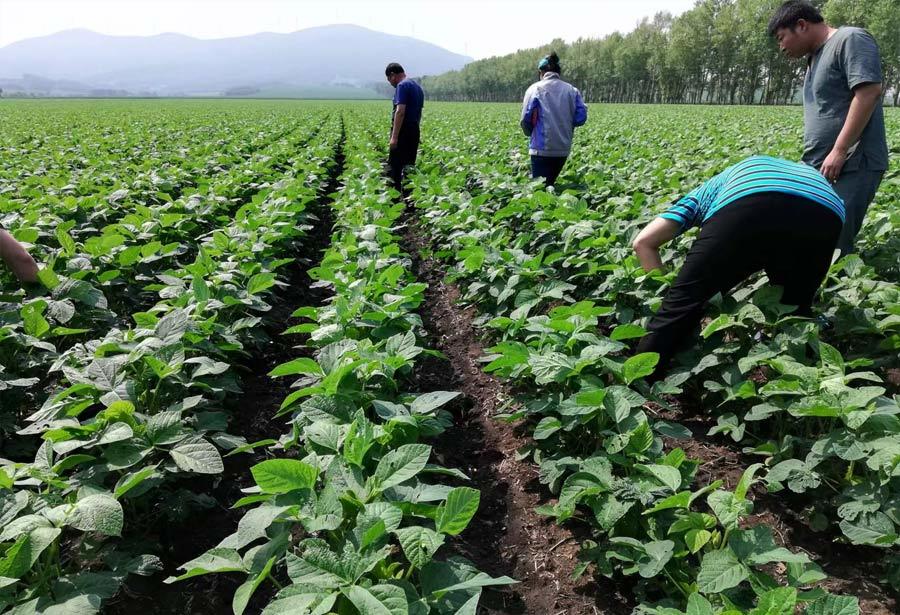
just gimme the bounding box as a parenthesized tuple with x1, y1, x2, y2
(520, 52, 588, 186)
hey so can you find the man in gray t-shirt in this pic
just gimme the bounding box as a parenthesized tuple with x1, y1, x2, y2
(768, 1, 887, 255)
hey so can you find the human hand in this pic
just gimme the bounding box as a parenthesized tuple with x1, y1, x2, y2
(389, 137, 399, 150)
(820, 147, 847, 183)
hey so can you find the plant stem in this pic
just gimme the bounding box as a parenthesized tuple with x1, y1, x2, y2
(267, 572, 284, 590)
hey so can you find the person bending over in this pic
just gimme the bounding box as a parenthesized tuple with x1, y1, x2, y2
(632, 156, 844, 377)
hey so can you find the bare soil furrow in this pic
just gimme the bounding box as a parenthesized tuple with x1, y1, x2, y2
(399, 209, 631, 615)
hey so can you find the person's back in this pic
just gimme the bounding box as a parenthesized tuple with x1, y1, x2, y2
(520, 52, 587, 186)
(522, 73, 584, 158)
(664, 156, 845, 229)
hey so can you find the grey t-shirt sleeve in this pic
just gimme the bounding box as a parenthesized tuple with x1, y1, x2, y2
(842, 29, 882, 90)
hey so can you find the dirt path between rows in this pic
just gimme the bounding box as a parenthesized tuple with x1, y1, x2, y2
(399, 208, 631, 615)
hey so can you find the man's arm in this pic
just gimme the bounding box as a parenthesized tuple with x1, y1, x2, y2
(820, 82, 883, 181)
(632, 218, 681, 272)
(0, 230, 39, 284)
(390, 104, 406, 150)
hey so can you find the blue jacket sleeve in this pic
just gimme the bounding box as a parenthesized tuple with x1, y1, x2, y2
(521, 90, 539, 136)
(573, 90, 587, 127)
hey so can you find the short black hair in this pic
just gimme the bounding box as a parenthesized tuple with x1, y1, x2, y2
(385, 63, 404, 76)
(768, 1, 824, 36)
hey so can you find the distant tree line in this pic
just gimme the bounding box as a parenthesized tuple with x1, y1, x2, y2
(418, 0, 899, 106)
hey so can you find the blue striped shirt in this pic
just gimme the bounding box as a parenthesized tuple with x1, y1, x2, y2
(662, 156, 845, 232)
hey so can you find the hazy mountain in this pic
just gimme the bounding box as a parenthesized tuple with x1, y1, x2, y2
(0, 25, 471, 96)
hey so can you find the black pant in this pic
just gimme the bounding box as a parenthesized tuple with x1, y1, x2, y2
(531, 155, 567, 186)
(635, 193, 842, 376)
(388, 123, 420, 188)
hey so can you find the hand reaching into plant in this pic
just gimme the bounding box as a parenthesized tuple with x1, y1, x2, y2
(0, 229, 39, 284)
(632, 217, 679, 272)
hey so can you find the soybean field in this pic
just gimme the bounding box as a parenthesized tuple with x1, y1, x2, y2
(0, 99, 897, 615)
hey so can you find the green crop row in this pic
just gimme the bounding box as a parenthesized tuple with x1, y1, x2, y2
(0, 105, 341, 613)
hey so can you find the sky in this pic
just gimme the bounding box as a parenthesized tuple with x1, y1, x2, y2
(0, 0, 697, 59)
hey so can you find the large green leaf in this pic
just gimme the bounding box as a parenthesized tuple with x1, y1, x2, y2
(285, 547, 347, 588)
(707, 490, 751, 531)
(0, 528, 61, 579)
(410, 391, 461, 414)
(247, 272, 276, 295)
(261, 589, 336, 615)
(748, 587, 797, 615)
(394, 526, 445, 569)
(838, 511, 897, 545)
(251, 459, 318, 493)
(697, 549, 748, 594)
(114, 465, 159, 498)
(166, 548, 244, 582)
(69, 494, 124, 536)
(685, 593, 714, 615)
(269, 358, 322, 378)
(343, 584, 408, 615)
(603, 385, 645, 424)
(637, 540, 674, 578)
(528, 352, 575, 384)
(220, 505, 291, 550)
(610, 324, 646, 341)
(533, 416, 562, 440)
(635, 464, 683, 492)
(623, 352, 659, 384)
(805, 594, 860, 615)
(436, 487, 480, 536)
(728, 527, 809, 566)
(371, 444, 431, 490)
(169, 440, 224, 474)
(233, 556, 277, 615)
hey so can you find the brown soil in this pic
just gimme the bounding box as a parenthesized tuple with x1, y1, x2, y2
(400, 212, 630, 615)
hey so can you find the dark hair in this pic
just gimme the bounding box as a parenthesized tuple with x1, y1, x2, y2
(768, 1, 824, 36)
(540, 52, 561, 74)
(385, 63, 405, 76)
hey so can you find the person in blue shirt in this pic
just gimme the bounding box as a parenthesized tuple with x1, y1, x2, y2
(385, 62, 425, 189)
(631, 156, 845, 377)
(520, 52, 588, 187)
